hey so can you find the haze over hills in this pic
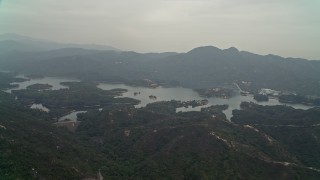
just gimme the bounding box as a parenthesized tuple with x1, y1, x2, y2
(0, 33, 120, 53)
(1, 34, 320, 179)
(1, 0, 320, 179)
(1, 34, 320, 96)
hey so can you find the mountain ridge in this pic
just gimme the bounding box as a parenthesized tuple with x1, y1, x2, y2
(0, 33, 120, 52)
(1, 36, 320, 96)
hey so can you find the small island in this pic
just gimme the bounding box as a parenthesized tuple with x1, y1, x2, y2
(195, 87, 234, 99)
(26, 83, 53, 90)
(253, 94, 269, 102)
(183, 99, 208, 108)
(149, 95, 157, 100)
(134, 92, 141, 96)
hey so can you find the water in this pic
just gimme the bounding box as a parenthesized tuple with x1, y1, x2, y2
(5, 75, 79, 93)
(30, 104, 50, 112)
(177, 95, 310, 120)
(58, 111, 87, 121)
(4, 76, 313, 120)
(97, 83, 204, 107)
(98, 83, 312, 120)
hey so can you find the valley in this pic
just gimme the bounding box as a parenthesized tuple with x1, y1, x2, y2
(1, 71, 320, 179)
(0, 34, 320, 179)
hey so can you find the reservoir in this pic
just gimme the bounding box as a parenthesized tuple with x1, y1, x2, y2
(5, 75, 79, 93)
(5, 75, 313, 120)
(97, 83, 311, 120)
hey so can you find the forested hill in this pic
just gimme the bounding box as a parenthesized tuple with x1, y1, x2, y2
(0, 91, 105, 179)
(149, 46, 320, 94)
(1, 91, 320, 179)
(1, 72, 320, 179)
(1, 40, 320, 95)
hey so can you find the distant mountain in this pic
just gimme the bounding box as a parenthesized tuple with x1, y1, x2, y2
(0, 40, 41, 52)
(0, 43, 319, 96)
(0, 33, 120, 53)
(149, 46, 320, 95)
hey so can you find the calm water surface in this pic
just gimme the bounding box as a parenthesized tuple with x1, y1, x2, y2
(59, 111, 87, 121)
(5, 75, 79, 93)
(98, 83, 312, 120)
(30, 104, 50, 112)
(5, 76, 312, 121)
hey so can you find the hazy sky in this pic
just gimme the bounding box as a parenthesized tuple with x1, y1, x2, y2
(0, 0, 319, 59)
